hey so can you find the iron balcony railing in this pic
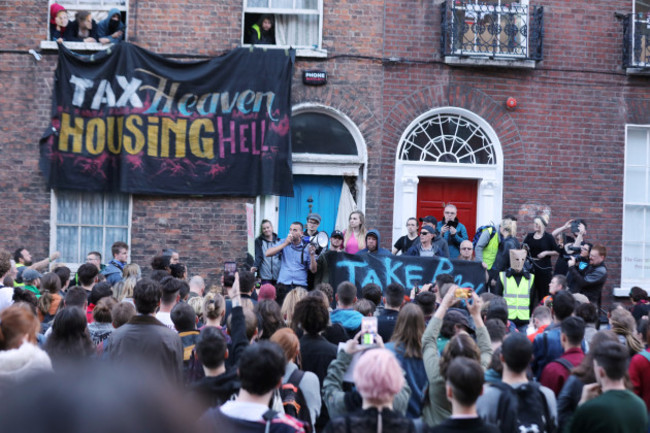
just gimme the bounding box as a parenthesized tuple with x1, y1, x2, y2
(441, 0, 544, 61)
(623, 12, 650, 68)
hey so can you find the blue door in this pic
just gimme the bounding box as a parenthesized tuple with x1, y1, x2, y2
(279, 175, 343, 238)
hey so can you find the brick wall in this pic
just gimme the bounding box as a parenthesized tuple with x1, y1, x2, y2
(1, 0, 650, 297)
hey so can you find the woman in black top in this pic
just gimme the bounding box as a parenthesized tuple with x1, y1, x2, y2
(392, 217, 419, 255)
(523, 215, 558, 307)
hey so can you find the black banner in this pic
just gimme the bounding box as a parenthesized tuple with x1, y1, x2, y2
(332, 253, 486, 294)
(39, 43, 295, 196)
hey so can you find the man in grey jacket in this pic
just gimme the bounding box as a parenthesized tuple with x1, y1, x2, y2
(106, 278, 183, 384)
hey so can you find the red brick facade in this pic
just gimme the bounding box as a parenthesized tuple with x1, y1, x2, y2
(1, 0, 649, 298)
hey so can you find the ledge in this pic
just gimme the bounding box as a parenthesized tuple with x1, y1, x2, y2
(242, 44, 327, 58)
(626, 66, 650, 76)
(444, 55, 537, 69)
(40, 40, 112, 51)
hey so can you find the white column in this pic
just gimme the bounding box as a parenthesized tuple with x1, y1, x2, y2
(392, 175, 419, 244)
(477, 179, 500, 226)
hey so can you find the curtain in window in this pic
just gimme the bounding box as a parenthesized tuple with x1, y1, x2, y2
(56, 190, 129, 263)
(275, 14, 319, 47)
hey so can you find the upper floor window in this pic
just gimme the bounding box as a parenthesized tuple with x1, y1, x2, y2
(441, 0, 544, 67)
(41, 0, 128, 51)
(625, 0, 650, 69)
(51, 190, 131, 265)
(242, 0, 326, 57)
(622, 126, 650, 290)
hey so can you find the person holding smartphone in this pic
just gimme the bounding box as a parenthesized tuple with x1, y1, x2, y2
(436, 204, 469, 259)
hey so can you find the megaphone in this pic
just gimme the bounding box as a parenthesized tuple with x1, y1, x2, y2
(303, 232, 330, 249)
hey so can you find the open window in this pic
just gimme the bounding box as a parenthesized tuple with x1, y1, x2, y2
(624, 0, 650, 70)
(41, 0, 128, 51)
(441, 0, 544, 68)
(242, 0, 326, 57)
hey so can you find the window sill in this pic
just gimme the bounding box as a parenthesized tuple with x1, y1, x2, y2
(40, 40, 114, 51)
(242, 44, 327, 58)
(614, 285, 650, 297)
(626, 66, 650, 76)
(444, 55, 537, 69)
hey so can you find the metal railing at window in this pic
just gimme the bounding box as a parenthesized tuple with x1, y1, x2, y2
(623, 13, 650, 68)
(441, 0, 544, 61)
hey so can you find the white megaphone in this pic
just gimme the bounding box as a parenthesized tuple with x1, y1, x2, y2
(309, 232, 330, 249)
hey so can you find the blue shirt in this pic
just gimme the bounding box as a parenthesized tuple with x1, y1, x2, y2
(277, 240, 311, 286)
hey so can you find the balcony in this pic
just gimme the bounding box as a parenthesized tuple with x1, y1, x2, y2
(441, 0, 544, 69)
(623, 12, 650, 74)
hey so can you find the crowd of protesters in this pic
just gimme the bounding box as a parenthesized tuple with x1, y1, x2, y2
(0, 208, 648, 433)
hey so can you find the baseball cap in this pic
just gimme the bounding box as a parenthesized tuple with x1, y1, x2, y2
(22, 269, 42, 283)
(443, 309, 475, 335)
(419, 215, 438, 225)
(258, 284, 276, 301)
(331, 230, 344, 239)
(420, 224, 436, 235)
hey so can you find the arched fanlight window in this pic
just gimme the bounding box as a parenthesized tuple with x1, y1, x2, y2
(291, 112, 358, 155)
(398, 112, 496, 164)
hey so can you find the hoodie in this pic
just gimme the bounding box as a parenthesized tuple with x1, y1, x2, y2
(97, 8, 125, 42)
(357, 229, 392, 257)
(49, 3, 67, 40)
(189, 369, 241, 413)
(330, 309, 363, 334)
(0, 343, 53, 387)
(404, 233, 450, 258)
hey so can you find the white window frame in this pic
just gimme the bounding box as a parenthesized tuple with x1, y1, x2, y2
(241, 0, 327, 58)
(392, 107, 504, 247)
(617, 124, 650, 296)
(40, 0, 128, 51)
(50, 189, 133, 269)
(632, 0, 650, 68)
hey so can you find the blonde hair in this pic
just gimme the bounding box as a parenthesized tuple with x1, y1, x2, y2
(187, 296, 204, 320)
(117, 276, 137, 301)
(122, 263, 141, 280)
(610, 308, 644, 355)
(281, 287, 308, 327)
(344, 211, 367, 250)
(501, 218, 517, 238)
(203, 292, 226, 321)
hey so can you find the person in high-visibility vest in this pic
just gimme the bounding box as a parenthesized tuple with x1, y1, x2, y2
(250, 15, 275, 45)
(495, 249, 534, 328)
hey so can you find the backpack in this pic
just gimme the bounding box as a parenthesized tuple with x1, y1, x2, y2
(472, 225, 497, 249)
(551, 357, 574, 373)
(279, 369, 312, 433)
(492, 381, 554, 433)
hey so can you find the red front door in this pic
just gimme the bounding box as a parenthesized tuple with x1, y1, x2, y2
(416, 178, 478, 237)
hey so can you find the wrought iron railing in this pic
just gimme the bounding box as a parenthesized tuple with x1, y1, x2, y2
(623, 12, 650, 68)
(441, 0, 543, 61)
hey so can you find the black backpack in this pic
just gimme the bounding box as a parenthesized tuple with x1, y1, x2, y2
(492, 381, 555, 433)
(280, 369, 312, 433)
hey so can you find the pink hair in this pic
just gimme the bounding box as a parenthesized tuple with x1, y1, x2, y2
(353, 348, 404, 402)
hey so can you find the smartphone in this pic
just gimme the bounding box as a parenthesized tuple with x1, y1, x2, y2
(454, 287, 472, 299)
(360, 316, 378, 346)
(223, 261, 236, 286)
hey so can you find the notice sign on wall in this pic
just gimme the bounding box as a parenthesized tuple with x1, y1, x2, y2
(39, 43, 295, 197)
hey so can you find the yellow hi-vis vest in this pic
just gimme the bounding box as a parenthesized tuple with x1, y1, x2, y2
(483, 227, 498, 270)
(500, 271, 534, 321)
